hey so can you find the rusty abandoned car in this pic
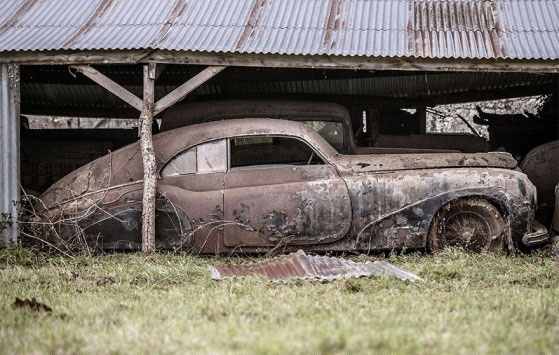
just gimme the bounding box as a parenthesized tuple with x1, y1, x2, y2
(38, 118, 550, 254)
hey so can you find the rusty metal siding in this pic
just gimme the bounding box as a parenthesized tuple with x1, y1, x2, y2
(215, 71, 552, 98)
(0, 64, 20, 246)
(0, 0, 558, 60)
(410, 0, 503, 58)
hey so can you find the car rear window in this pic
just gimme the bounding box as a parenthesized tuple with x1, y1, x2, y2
(302, 121, 344, 152)
(162, 139, 227, 176)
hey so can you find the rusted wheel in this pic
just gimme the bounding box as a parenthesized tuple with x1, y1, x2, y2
(428, 198, 509, 253)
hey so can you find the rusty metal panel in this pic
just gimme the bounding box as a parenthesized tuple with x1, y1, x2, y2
(0, 64, 20, 246)
(0, 0, 558, 60)
(210, 250, 421, 281)
(211, 72, 552, 100)
(410, 0, 503, 58)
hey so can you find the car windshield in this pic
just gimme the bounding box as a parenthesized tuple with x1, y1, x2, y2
(302, 121, 344, 152)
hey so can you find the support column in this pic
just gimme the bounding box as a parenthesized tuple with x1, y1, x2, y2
(140, 63, 157, 253)
(556, 79, 559, 140)
(0, 64, 20, 246)
(71, 64, 225, 253)
(417, 106, 427, 134)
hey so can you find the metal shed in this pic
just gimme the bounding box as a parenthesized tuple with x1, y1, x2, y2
(1, 0, 559, 246)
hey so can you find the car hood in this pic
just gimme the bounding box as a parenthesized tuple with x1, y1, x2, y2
(333, 152, 518, 174)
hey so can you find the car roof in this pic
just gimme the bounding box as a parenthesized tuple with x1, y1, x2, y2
(153, 118, 337, 164)
(160, 100, 352, 132)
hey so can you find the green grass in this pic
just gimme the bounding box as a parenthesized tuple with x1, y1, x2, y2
(0, 248, 558, 355)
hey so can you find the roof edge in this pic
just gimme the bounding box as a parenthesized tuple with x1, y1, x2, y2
(1, 50, 559, 74)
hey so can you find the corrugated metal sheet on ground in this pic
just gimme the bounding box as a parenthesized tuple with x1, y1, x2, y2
(0, 0, 557, 60)
(210, 250, 422, 282)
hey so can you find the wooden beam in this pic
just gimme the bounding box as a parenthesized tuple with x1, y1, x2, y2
(4, 50, 559, 74)
(70, 65, 143, 112)
(140, 63, 157, 253)
(154, 66, 226, 116)
(155, 64, 167, 80)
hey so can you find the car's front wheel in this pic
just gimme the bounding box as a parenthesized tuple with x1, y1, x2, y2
(428, 198, 510, 253)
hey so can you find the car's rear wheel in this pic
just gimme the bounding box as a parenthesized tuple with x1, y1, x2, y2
(428, 198, 509, 253)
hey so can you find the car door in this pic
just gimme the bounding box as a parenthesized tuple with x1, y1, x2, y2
(158, 139, 227, 253)
(223, 135, 352, 248)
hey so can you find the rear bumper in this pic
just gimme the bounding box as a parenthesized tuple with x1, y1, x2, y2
(522, 220, 550, 247)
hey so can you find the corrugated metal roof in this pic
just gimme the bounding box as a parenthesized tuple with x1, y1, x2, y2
(0, 0, 557, 60)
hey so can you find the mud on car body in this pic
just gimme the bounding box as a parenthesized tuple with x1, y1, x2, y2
(39, 119, 548, 254)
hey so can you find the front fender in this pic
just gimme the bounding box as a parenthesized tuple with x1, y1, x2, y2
(344, 169, 535, 251)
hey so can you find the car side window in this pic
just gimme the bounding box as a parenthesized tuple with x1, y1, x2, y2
(230, 136, 324, 169)
(162, 139, 227, 177)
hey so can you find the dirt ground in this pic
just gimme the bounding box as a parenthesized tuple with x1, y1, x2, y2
(0, 248, 557, 355)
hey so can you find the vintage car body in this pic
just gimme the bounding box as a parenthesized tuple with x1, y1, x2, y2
(520, 140, 559, 224)
(161, 100, 488, 154)
(40, 119, 546, 253)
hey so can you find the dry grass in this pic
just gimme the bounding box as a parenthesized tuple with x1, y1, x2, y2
(0, 247, 557, 355)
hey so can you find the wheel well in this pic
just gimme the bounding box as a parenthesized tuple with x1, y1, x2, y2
(427, 196, 510, 239)
(426, 196, 512, 252)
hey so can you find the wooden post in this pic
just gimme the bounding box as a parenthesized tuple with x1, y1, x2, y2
(556, 79, 559, 140)
(417, 107, 427, 134)
(368, 108, 380, 145)
(140, 63, 157, 253)
(72, 64, 225, 253)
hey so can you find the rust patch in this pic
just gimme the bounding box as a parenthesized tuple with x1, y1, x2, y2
(322, 0, 344, 50)
(63, 0, 114, 47)
(0, 0, 40, 35)
(151, 0, 188, 47)
(210, 250, 421, 282)
(490, 0, 505, 57)
(235, 0, 267, 51)
(409, 0, 503, 58)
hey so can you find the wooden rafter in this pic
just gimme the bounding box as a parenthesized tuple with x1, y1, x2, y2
(71, 65, 225, 116)
(70, 65, 143, 112)
(153, 66, 226, 116)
